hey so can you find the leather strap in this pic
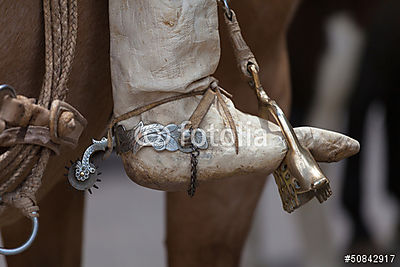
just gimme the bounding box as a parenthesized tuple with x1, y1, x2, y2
(0, 95, 49, 127)
(0, 126, 60, 155)
(49, 100, 87, 148)
(178, 88, 217, 148)
(185, 86, 238, 154)
(224, 10, 259, 79)
(188, 88, 216, 129)
(0, 94, 87, 150)
(214, 86, 239, 154)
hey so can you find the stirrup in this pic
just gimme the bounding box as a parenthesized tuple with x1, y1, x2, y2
(0, 212, 39, 256)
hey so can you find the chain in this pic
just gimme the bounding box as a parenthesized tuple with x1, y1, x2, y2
(188, 145, 200, 197)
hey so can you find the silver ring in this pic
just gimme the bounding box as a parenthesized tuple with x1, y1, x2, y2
(0, 84, 17, 101)
(0, 212, 39, 256)
(221, 0, 233, 20)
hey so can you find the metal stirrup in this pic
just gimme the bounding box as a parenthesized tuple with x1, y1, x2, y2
(0, 212, 39, 256)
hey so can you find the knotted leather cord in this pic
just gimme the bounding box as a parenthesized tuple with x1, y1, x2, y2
(0, 0, 78, 218)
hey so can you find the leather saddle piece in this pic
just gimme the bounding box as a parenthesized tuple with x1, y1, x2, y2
(0, 94, 87, 154)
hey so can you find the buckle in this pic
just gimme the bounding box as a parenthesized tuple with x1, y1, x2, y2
(49, 100, 87, 148)
(0, 84, 17, 101)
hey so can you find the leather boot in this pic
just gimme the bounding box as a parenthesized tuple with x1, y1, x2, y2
(108, 0, 359, 200)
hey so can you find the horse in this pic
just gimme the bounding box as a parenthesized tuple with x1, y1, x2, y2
(0, 0, 299, 266)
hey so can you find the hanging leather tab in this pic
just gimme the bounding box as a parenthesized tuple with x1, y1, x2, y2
(188, 88, 216, 129)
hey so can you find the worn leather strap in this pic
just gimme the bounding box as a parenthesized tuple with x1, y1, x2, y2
(49, 100, 87, 148)
(188, 88, 216, 129)
(0, 95, 49, 128)
(177, 88, 217, 148)
(224, 10, 259, 79)
(185, 86, 238, 154)
(0, 126, 60, 155)
(214, 86, 239, 154)
(0, 94, 87, 150)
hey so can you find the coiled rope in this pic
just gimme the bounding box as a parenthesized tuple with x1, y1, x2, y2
(0, 0, 78, 219)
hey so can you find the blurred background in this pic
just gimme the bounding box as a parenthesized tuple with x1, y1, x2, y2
(2, 0, 399, 266)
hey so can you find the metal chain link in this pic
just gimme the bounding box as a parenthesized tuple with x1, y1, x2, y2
(188, 145, 200, 197)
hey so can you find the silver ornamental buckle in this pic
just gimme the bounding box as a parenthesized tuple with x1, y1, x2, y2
(115, 121, 208, 154)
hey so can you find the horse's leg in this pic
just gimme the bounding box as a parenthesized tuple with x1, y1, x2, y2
(167, 174, 267, 266)
(166, 1, 297, 266)
(166, 46, 291, 266)
(2, 181, 84, 267)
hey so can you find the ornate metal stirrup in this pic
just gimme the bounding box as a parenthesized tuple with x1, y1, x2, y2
(0, 211, 39, 256)
(248, 64, 332, 213)
(218, 2, 332, 212)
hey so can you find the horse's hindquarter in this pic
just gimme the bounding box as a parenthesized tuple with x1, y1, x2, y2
(0, 0, 112, 226)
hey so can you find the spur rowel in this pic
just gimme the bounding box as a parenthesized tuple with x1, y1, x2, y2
(67, 137, 110, 194)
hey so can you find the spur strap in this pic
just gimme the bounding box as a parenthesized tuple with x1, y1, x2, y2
(107, 82, 238, 153)
(111, 81, 238, 198)
(110, 82, 238, 154)
(107, 89, 207, 154)
(213, 85, 239, 154)
(186, 83, 238, 154)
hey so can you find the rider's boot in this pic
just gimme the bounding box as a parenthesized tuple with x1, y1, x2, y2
(108, 0, 359, 203)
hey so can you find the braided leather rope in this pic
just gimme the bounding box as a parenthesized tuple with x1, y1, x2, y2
(0, 0, 78, 218)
